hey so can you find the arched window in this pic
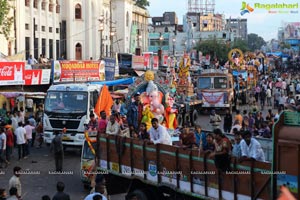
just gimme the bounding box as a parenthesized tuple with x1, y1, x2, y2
(75, 4, 82, 19)
(75, 43, 82, 60)
(126, 12, 129, 27)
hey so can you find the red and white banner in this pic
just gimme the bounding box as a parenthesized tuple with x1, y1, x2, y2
(153, 56, 159, 70)
(52, 60, 104, 83)
(132, 56, 145, 70)
(0, 62, 25, 85)
(202, 92, 224, 104)
(24, 69, 51, 85)
(162, 55, 168, 67)
(143, 53, 151, 69)
(0, 62, 51, 86)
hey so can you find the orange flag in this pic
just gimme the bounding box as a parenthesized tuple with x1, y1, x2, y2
(94, 85, 113, 118)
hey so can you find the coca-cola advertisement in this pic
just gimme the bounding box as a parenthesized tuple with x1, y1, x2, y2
(0, 62, 25, 85)
(24, 69, 51, 85)
(0, 62, 51, 86)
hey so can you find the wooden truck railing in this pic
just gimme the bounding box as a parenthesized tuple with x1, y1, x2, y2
(97, 134, 272, 200)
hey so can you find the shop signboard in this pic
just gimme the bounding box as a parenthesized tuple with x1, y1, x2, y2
(24, 69, 51, 85)
(153, 56, 159, 70)
(132, 55, 145, 70)
(0, 61, 25, 85)
(104, 58, 116, 81)
(0, 62, 51, 86)
(143, 53, 151, 69)
(52, 60, 104, 83)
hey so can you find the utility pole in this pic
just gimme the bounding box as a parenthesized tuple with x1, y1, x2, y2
(110, 0, 113, 57)
(99, 16, 104, 60)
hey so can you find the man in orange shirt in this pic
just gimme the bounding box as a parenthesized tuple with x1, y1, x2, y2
(234, 110, 243, 126)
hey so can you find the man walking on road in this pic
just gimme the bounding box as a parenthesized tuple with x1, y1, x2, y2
(14, 122, 27, 160)
(52, 181, 70, 200)
(8, 166, 22, 199)
(50, 130, 64, 172)
(209, 110, 221, 130)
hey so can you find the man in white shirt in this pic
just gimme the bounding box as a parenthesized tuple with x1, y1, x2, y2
(8, 166, 22, 199)
(149, 118, 172, 145)
(10, 112, 18, 133)
(240, 131, 265, 162)
(0, 127, 7, 168)
(106, 115, 120, 135)
(14, 122, 27, 160)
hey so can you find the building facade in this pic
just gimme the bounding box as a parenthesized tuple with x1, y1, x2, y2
(199, 13, 224, 32)
(0, 0, 149, 61)
(0, 0, 61, 61)
(22, 0, 60, 60)
(225, 18, 248, 41)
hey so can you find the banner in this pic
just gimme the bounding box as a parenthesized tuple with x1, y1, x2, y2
(202, 92, 224, 104)
(162, 55, 168, 67)
(0, 62, 25, 85)
(143, 53, 151, 69)
(132, 56, 145, 70)
(153, 56, 159, 70)
(52, 60, 104, 83)
(0, 62, 51, 86)
(104, 58, 116, 81)
(24, 69, 51, 85)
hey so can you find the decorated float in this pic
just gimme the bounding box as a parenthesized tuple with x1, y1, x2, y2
(126, 70, 178, 132)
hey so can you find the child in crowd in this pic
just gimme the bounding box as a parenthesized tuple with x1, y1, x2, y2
(232, 132, 242, 159)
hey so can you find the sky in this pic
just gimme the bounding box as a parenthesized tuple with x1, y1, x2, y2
(148, 0, 300, 41)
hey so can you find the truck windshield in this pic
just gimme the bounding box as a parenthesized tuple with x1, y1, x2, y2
(214, 77, 228, 89)
(45, 91, 88, 113)
(198, 77, 211, 89)
(82, 141, 96, 160)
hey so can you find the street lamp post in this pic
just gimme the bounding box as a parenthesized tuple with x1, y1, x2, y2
(159, 34, 164, 66)
(172, 38, 176, 56)
(99, 16, 104, 59)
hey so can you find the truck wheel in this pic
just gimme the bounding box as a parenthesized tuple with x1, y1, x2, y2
(177, 114, 183, 128)
(127, 189, 148, 200)
(192, 110, 199, 125)
(184, 113, 190, 125)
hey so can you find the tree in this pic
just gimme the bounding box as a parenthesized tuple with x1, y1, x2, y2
(247, 33, 266, 52)
(232, 38, 249, 52)
(194, 38, 230, 65)
(134, 0, 150, 9)
(0, 0, 14, 40)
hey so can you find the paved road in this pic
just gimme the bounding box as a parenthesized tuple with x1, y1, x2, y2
(0, 145, 125, 200)
(195, 104, 277, 132)
(0, 105, 275, 200)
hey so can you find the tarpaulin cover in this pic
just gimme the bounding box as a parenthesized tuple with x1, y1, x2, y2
(89, 77, 135, 86)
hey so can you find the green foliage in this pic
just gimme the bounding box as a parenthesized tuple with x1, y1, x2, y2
(195, 38, 230, 64)
(247, 33, 266, 52)
(232, 38, 249, 52)
(0, 0, 14, 40)
(134, 0, 150, 9)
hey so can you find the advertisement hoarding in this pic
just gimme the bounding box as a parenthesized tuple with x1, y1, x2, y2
(132, 56, 145, 70)
(104, 58, 116, 81)
(0, 62, 51, 86)
(52, 60, 105, 83)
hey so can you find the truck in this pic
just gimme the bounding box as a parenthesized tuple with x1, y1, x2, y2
(196, 69, 234, 113)
(43, 83, 102, 146)
(80, 110, 300, 200)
